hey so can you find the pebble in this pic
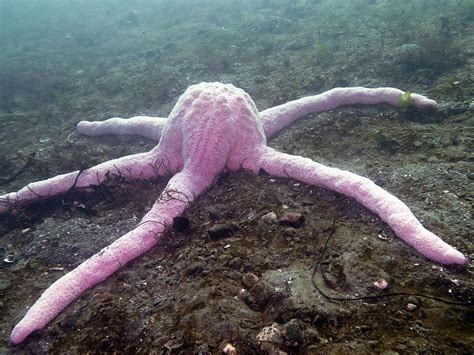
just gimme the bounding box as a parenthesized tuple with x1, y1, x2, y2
(208, 223, 236, 240)
(172, 216, 190, 232)
(98, 338, 111, 351)
(407, 296, 419, 305)
(373, 279, 389, 290)
(3, 254, 15, 263)
(223, 343, 237, 355)
(284, 319, 304, 346)
(257, 323, 285, 354)
(242, 272, 259, 288)
(279, 212, 304, 228)
(284, 227, 298, 237)
(228, 257, 242, 270)
(262, 211, 278, 224)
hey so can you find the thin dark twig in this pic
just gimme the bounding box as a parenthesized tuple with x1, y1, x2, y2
(65, 169, 85, 195)
(311, 219, 473, 307)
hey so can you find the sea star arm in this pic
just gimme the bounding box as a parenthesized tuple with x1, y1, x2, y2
(0, 150, 163, 214)
(9, 169, 209, 344)
(252, 146, 466, 265)
(76, 88, 435, 142)
(259, 87, 437, 138)
(77, 116, 167, 141)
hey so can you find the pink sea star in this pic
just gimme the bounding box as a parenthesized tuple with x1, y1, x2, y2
(1, 82, 466, 344)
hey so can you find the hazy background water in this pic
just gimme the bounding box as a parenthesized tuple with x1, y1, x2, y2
(1, 1, 473, 353)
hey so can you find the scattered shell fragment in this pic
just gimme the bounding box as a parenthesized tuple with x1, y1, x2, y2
(257, 322, 286, 354)
(262, 211, 278, 224)
(407, 296, 419, 306)
(373, 279, 389, 290)
(3, 254, 15, 263)
(223, 343, 237, 354)
(449, 279, 461, 286)
(406, 303, 418, 311)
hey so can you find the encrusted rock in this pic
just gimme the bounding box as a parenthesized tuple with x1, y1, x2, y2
(242, 272, 260, 288)
(173, 216, 190, 232)
(256, 323, 286, 354)
(262, 211, 278, 224)
(284, 319, 304, 347)
(208, 223, 237, 240)
(279, 212, 304, 228)
(284, 227, 297, 237)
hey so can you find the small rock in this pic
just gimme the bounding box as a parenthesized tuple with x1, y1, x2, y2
(413, 140, 422, 147)
(98, 338, 111, 351)
(257, 323, 285, 354)
(223, 343, 237, 354)
(173, 216, 190, 232)
(280, 212, 304, 228)
(208, 223, 236, 240)
(284, 319, 304, 346)
(3, 254, 15, 263)
(165, 331, 184, 352)
(242, 273, 259, 288)
(228, 257, 242, 270)
(407, 296, 419, 306)
(373, 279, 389, 290)
(262, 211, 278, 224)
(406, 303, 418, 311)
(284, 227, 298, 237)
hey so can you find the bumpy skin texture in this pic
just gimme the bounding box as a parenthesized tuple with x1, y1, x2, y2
(1, 82, 466, 345)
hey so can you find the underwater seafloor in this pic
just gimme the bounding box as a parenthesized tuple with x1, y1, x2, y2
(0, 1, 473, 353)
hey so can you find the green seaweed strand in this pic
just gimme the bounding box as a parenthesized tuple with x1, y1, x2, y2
(397, 91, 415, 109)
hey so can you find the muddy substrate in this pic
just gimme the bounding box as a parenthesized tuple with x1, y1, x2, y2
(0, 107, 473, 354)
